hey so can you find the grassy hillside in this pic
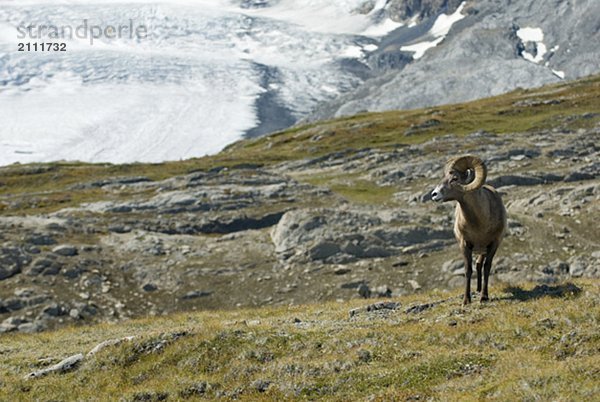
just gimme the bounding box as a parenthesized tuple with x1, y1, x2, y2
(1, 280, 597, 401)
(0, 75, 599, 400)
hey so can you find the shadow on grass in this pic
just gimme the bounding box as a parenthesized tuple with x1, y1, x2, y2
(503, 283, 582, 302)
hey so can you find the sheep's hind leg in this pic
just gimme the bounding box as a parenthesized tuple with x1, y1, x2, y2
(476, 255, 484, 293)
(482, 242, 499, 302)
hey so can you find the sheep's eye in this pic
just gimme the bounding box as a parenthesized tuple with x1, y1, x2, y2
(450, 176, 458, 183)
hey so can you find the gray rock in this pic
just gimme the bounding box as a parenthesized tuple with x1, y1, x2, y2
(87, 336, 135, 356)
(4, 298, 23, 312)
(143, 283, 158, 292)
(24, 353, 84, 379)
(27, 258, 62, 276)
(25, 234, 56, 246)
(568, 260, 586, 277)
(52, 245, 78, 257)
(251, 379, 271, 393)
(309, 241, 341, 260)
(63, 266, 85, 279)
(542, 260, 569, 276)
(41, 303, 67, 317)
(0, 316, 27, 333)
(374, 285, 392, 298)
(563, 171, 595, 183)
(567, 255, 599, 278)
(17, 321, 46, 334)
(14, 288, 35, 298)
(408, 280, 422, 291)
(0, 265, 21, 280)
(366, 301, 400, 312)
(442, 259, 463, 275)
(0, 246, 31, 280)
(181, 291, 212, 300)
(405, 302, 435, 314)
(357, 283, 371, 298)
(271, 208, 451, 264)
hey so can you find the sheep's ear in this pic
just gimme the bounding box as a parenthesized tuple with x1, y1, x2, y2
(464, 168, 475, 184)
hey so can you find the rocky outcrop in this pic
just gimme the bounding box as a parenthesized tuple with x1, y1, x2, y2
(271, 208, 452, 264)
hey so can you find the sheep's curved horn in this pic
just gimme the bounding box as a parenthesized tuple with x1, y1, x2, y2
(446, 155, 487, 192)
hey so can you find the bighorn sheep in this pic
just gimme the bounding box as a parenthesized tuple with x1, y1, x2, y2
(431, 155, 507, 304)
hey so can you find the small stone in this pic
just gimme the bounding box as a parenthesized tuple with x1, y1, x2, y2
(334, 267, 352, 275)
(87, 336, 135, 356)
(365, 301, 400, 312)
(442, 259, 463, 274)
(252, 379, 271, 393)
(357, 283, 371, 298)
(374, 285, 392, 298)
(568, 260, 586, 277)
(52, 245, 78, 257)
(405, 302, 434, 314)
(69, 309, 80, 319)
(14, 288, 35, 298)
(41, 303, 66, 317)
(542, 260, 569, 275)
(181, 290, 212, 300)
(18, 322, 45, 334)
(142, 283, 158, 292)
(408, 280, 422, 290)
(0, 316, 26, 333)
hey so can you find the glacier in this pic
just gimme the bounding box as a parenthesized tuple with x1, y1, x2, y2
(0, 0, 398, 165)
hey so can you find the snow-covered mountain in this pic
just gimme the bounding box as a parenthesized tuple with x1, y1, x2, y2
(0, 0, 598, 165)
(310, 0, 600, 121)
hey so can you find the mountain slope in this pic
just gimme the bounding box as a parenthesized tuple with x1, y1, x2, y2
(0, 74, 598, 335)
(311, 0, 600, 120)
(0, 280, 597, 400)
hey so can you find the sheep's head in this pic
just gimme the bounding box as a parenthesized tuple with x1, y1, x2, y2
(431, 155, 487, 202)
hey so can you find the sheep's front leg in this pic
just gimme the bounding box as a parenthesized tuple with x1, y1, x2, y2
(462, 243, 474, 305)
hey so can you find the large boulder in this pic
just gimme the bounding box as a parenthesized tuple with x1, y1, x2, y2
(271, 208, 452, 263)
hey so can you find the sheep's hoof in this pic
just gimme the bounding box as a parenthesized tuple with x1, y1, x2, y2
(480, 295, 489, 303)
(463, 296, 472, 305)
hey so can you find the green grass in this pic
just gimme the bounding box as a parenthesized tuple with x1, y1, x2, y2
(1, 281, 598, 401)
